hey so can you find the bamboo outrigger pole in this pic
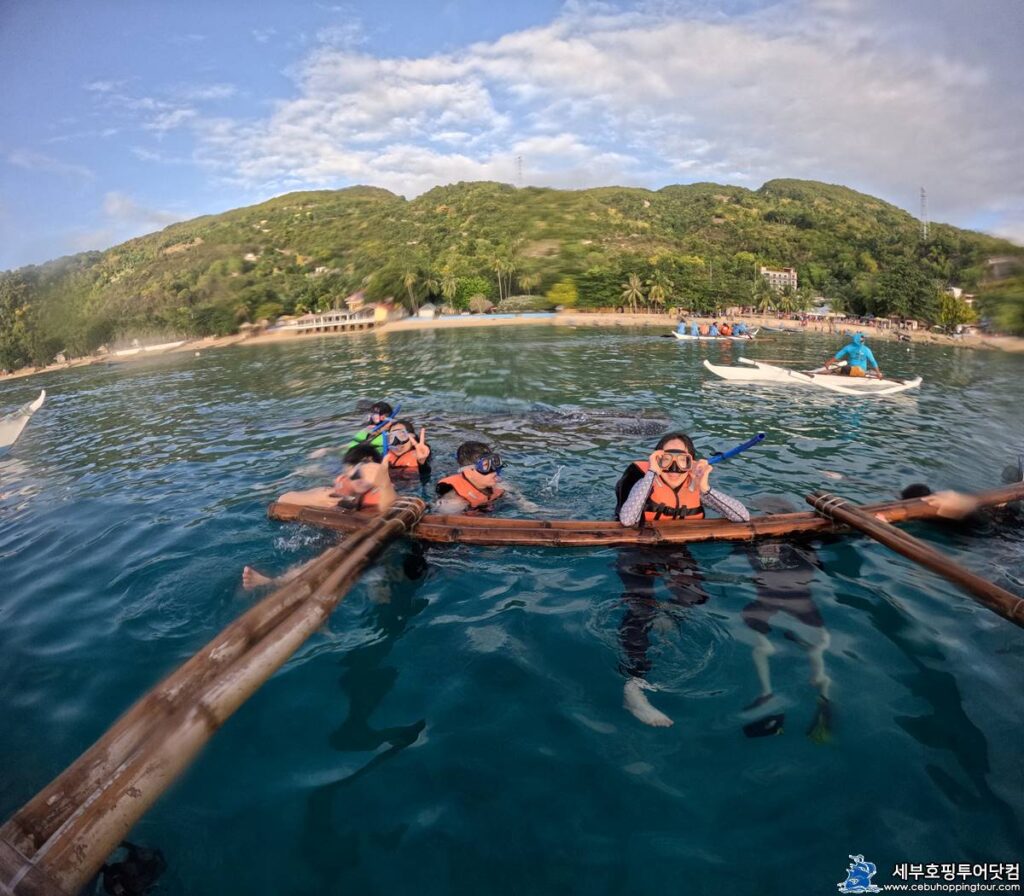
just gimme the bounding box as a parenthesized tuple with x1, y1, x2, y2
(0, 497, 426, 896)
(807, 492, 1024, 629)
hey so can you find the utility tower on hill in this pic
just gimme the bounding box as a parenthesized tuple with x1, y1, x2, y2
(920, 187, 929, 241)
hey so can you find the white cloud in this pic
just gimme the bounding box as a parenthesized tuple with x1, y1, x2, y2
(8, 150, 95, 182)
(144, 108, 198, 133)
(101, 191, 178, 224)
(179, 83, 237, 102)
(65, 193, 186, 255)
(73, 2, 1024, 240)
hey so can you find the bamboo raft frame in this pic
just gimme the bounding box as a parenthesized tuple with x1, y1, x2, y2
(4, 483, 1023, 894)
(268, 481, 1024, 547)
(0, 498, 425, 896)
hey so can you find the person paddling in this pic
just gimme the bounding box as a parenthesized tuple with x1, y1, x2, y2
(825, 332, 881, 378)
(613, 432, 750, 728)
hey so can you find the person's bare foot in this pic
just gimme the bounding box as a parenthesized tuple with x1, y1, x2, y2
(623, 678, 673, 727)
(242, 566, 273, 591)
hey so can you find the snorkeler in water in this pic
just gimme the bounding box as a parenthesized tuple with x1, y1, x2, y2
(613, 432, 750, 727)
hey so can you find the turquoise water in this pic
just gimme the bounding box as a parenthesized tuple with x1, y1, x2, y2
(1, 326, 1022, 895)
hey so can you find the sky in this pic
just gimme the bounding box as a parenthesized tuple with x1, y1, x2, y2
(1, 0, 1022, 271)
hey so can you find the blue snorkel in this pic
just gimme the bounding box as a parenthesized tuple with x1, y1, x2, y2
(364, 402, 401, 442)
(708, 432, 765, 465)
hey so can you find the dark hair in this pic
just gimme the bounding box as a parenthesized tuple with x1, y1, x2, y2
(656, 432, 697, 456)
(457, 440, 492, 466)
(369, 401, 393, 417)
(343, 443, 382, 466)
(392, 418, 415, 433)
(900, 483, 932, 500)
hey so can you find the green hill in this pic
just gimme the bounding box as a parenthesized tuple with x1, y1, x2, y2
(1, 179, 1021, 368)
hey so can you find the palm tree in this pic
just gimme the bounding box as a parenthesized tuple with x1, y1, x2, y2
(441, 269, 459, 305)
(423, 271, 441, 302)
(621, 273, 644, 314)
(647, 283, 667, 314)
(519, 273, 541, 296)
(755, 289, 777, 314)
(402, 270, 420, 313)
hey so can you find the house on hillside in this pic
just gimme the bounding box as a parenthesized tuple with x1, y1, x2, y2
(344, 290, 367, 312)
(759, 266, 798, 292)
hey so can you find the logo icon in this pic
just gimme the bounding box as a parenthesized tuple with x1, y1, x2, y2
(837, 855, 881, 893)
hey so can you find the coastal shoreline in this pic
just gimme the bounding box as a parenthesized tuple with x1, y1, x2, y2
(3, 311, 1023, 385)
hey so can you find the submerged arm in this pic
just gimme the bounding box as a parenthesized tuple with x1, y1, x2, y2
(702, 488, 750, 522)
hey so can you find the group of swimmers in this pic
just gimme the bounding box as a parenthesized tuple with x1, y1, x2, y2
(676, 320, 752, 337)
(249, 396, 1021, 733)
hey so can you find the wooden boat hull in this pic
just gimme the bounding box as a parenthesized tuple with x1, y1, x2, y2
(268, 482, 1024, 547)
(673, 328, 758, 342)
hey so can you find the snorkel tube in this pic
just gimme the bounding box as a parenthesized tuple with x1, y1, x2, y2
(708, 432, 765, 465)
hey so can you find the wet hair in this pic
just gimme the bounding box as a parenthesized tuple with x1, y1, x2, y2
(656, 431, 697, 456)
(369, 401, 393, 417)
(457, 440, 492, 466)
(391, 418, 415, 434)
(900, 483, 932, 500)
(343, 443, 382, 466)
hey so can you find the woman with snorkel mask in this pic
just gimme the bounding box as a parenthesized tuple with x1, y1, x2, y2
(383, 419, 432, 483)
(613, 432, 750, 728)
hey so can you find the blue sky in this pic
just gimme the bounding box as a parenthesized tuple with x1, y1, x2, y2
(2, 0, 1022, 270)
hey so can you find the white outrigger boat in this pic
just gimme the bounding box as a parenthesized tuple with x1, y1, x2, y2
(0, 390, 46, 452)
(704, 358, 922, 396)
(673, 328, 759, 342)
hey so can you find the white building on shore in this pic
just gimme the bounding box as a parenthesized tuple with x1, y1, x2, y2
(760, 266, 798, 292)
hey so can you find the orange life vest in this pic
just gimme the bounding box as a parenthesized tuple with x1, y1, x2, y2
(698, 325, 710, 336)
(437, 473, 505, 511)
(635, 461, 705, 522)
(719, 323, 732, 336)
(332, 474, 382, 510)
(386, 447, 421, 479)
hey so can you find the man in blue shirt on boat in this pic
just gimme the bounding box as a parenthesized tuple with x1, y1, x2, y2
(825, 332, 881, 378)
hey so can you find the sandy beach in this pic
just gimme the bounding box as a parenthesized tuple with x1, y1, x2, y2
(3, 311, 1022, 385)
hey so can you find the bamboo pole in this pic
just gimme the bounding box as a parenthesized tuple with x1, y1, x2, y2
(1, 498, 425, 896)
(1, 525, 379, 856)
(807, 492, 1024, 629)
(268, 481, 1024, 547)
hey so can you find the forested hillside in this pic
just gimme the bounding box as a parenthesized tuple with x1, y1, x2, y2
(1, 179, 1021, 368)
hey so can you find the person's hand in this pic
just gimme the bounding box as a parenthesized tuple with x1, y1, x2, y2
(691, 459, 713, 494)
(874, 369, 883, 380)
(922, 490, 979, 519)
(648, 451, 664, 476)
(413, 427, 430, 461)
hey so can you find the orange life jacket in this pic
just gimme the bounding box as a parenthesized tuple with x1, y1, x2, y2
(437, 473, 505, 511)
(635, 461, 705, 522)
(719, 323, 732, 336)
(332, 474, 382, 510)
(386, 447, 421, 479)
(698, 325, 710, 336)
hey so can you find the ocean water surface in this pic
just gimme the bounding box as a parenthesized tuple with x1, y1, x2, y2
(1, 326, 1022, 895)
